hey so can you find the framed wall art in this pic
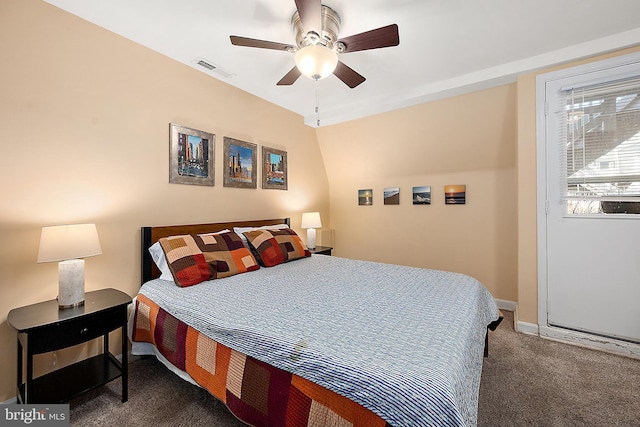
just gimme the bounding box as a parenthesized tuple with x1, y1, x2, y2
(262, 146, 288, 190)
(169, 123, 215, 186)
(412, 186, 431, 205)
(445, 184, 466, 204)
(384, 187, 400, 205)
(358, 189, 373, 205)
(223, 137, 257, 189)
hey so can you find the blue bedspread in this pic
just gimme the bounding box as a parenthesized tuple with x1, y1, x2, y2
(139, 255, 499, 426)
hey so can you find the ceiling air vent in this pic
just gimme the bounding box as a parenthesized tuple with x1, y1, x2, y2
(196, 59, 216, 70)
(193, 57, 234, 79)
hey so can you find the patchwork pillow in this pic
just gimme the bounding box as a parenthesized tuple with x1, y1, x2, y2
(233, 224, 290, 245)
(158, 234, 210, 287)
(150, 229, 230, 281)
(242, 228, 310, 267)
(197, 231, 260, 279)
(158, 231, 259, 287)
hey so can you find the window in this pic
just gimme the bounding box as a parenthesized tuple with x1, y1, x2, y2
(559, 75, 640, 215)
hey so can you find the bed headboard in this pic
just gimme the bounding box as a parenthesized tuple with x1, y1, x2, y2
(141, 218, 290, 284)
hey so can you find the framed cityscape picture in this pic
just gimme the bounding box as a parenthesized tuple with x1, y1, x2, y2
(262, 146, 288, 190)
(223, 137, 257, 189)
(169, 123, 215, 186)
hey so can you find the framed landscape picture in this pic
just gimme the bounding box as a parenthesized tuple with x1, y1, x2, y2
(445, 184, 466, 204)
(169, 123, 215, 186)
(262, 146, 288, 190)
(412, 186, 431, 205)
(358, 189, 373, 205)
(223, 137, 257, 189)
(384, 187, 400, 205)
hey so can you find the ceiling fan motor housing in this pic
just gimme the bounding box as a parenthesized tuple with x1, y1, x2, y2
(292, 5, 342, 51)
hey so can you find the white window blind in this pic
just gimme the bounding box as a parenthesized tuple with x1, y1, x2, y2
(559, 74, 640, 215)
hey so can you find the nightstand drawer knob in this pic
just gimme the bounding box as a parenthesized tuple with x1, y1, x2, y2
(80, 327, 89, 335)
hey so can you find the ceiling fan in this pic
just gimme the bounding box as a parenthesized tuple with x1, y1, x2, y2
(230, 0, 400, 88)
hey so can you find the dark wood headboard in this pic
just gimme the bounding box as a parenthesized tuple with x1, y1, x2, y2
(141, 218, 290, 284)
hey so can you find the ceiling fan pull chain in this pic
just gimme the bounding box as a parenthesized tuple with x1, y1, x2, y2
(315, 78, 320, 127)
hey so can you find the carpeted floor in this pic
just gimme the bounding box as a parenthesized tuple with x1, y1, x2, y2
(70, 311, 640, 426)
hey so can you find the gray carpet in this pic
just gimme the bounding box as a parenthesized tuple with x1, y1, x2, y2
(70, 311, 640, 426)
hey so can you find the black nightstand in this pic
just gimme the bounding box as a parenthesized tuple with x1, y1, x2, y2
(308, 246, 333, 256)
(7, 288, 132, 404)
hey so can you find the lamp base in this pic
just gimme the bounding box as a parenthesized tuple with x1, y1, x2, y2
(306, 228, 317, 250)
(58, 259, 86, 310)
(58, 299, 85, 309)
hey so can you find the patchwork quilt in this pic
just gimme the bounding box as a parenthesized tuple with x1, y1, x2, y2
(132, 255, 500, 427)
(133, 294, 389, 427)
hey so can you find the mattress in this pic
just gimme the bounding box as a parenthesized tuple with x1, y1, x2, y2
(132, 254, 499, 426)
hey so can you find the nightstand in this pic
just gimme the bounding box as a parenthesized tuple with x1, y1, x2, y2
(7, 288, 132, 404)
(308, 246, 333, 256)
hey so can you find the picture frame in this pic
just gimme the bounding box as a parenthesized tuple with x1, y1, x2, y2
(262, 146, 288, 190)
(445, 184, 466, 204)
(169, 123, 215, 186)
(384, 187, 400, 205)
(223, 137, 257, 189)
(413, 186, 431, 205)
(358, 189, 373, 205)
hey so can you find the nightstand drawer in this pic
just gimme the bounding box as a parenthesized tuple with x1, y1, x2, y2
(29, 306, 125, 354)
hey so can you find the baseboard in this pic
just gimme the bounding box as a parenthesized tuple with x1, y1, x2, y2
(517, 320, 540, 335)
(492, 297, 640, 358)
(1, 396, 17, 405)
(495, 298, 517, 312)
(539, 325, 640, 359)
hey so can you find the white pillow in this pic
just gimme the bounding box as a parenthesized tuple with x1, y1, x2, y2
(233, 223, 290, 243)
(149, 241, 173, 280)
(149, 228, 231, 281)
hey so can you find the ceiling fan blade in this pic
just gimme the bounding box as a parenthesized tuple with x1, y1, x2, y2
(277, 67, 302, 86)
(338, 24, 400, 53)
(334, 61, 366, 89)
(294, 0, 322, 33)
(230, 35, 294, 52)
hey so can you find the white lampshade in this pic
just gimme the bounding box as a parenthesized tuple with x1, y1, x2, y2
(38, 223, 102, 262)
(294, 45, 338, 81)
(301, 212, 322, 229)
(37, 223, 102, 309)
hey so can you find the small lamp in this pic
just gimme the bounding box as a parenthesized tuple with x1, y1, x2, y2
(37, 223, 102, 309)
(301, 212, 322, 250)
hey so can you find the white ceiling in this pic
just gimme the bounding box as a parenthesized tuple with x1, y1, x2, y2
(44, 0, 640, 127)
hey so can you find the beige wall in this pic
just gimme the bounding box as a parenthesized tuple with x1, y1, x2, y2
(316, 84, 519, 302)
(0, 0, 329, 401)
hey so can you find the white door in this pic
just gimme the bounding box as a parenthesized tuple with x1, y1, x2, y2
(542, 55, 640, 343)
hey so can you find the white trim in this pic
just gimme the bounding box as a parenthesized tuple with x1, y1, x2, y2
(1, 396, 18, 405)
(305, 28, 640, 127)
(540, 325, 640, 360)
(535, 50, 640, 340)
(517, 321, 540, 336)
(494, 298, 516, 312)
(536, 65, 551, 330)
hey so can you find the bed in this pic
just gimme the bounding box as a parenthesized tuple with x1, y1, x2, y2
(130, 218, 501, 427)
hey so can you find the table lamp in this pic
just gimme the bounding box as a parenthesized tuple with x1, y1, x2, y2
(301, 212, 322, 250)
(37, 223, 102, 309)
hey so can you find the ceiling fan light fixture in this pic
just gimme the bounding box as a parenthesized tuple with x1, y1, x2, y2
(294, 45, 338, 81)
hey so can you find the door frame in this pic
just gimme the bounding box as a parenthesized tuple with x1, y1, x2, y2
(535, 51, 640, 358)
